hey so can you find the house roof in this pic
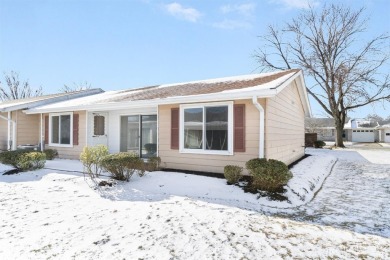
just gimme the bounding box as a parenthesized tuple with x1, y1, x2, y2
(305, 118, 335, 128)
(25, 69, 311, 116)
(0, 89, 104, 113)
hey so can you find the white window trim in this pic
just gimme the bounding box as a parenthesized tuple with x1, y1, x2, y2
(49, 112, 73, 147)
(179, 101, 233, 155)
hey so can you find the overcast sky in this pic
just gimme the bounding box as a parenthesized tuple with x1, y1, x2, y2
(1, 0, 389, 118)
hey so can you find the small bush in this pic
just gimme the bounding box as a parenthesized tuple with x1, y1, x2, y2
(314, 140, 326, 148)
(0, 150, 30, 168)
(44, 149, 58, 160)
(0, 150, 46, 171)
(18, 152, 46, 171)
(101, 152, 144, 181)
(245, 158, 268, 172)
(80, 145, 109, 178)
(144, 156, 161, 173)
(224, 165, 243, 184)
(246, 158, 292, 192)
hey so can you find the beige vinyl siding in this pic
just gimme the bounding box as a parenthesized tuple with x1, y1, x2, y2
(265, 79, 305, 165)
(158, 99, 265, 174)
(0, 112, 9, 150)
(15, 111, 40, 146)
(44, 111, 86, 159)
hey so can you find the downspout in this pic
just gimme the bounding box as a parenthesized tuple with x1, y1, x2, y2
(252, 96, 265, 158)
(8, 112, 11, 150)
(40, 113, 44, 151)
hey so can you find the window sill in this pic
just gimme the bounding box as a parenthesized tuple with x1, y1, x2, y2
(179, 149, 233, 156)
(49, 143, 73, 148)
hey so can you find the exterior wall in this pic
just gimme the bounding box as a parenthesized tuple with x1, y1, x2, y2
(265, 80, 306, 165)
(15, 110, 40, 146)
(0, 112, 8, 150)
(44, 111, 87, 159)
(158, 99, 265, 174)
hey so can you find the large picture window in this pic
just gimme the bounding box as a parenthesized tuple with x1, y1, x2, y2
(180, 102, 233, 155)
(50, 113, 73, 146)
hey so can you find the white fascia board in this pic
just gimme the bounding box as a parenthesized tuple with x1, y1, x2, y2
(24, 89, 277, 114)
(4, 89, 103, 113)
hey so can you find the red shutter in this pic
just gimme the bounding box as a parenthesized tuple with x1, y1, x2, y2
(45, 116, 49, 145)
(73, 114, 79, 145)
(171, 108, 179, 150)
(234, 104, 245, 152)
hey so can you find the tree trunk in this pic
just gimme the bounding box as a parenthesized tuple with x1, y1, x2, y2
(335, 120, 345, 147)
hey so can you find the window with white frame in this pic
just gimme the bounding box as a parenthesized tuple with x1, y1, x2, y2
(180, 102, 233, 155)
(50, 113, 73, 146)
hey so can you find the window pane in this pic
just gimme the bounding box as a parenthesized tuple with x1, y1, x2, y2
(60, 115, 71, 144)
(141, 115, 157, 158)
(120, 116, 139, 154)
(94, 115, 105, 136)
(51, 116, 59, 144)
(205, 106, 228, 150)
(184, 108, 203, 149)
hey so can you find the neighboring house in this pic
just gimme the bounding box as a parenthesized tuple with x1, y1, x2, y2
(305, 118, 338, 141)
(306, 117, 390, 143)
(24, 69, 311, 174)
(344, 119, 379, 143)
(378, 125, 390, 143)
(0, 89, 104, 151)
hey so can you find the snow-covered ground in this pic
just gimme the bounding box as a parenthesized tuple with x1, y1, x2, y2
(0, 147, 389, 259)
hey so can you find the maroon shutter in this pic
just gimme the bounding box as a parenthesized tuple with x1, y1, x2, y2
(234, 104, 245, 152)
(45, 116, 49, 145)
(171, 108, 179, 150)
(73, 114, 79, 145)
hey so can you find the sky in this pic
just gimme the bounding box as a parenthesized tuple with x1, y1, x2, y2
(0, 0, 389, 118)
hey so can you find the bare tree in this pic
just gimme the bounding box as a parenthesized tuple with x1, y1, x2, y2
(60, 81, 91, 93)
(254, 4, 390, 147)
(0, 71, 43, 101)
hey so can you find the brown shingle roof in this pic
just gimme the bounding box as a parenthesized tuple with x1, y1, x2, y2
(109, 69, 300, 102)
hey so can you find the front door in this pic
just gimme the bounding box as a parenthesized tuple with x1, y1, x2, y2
(89, 112, 108, 147)
(120, 115, 157, 158)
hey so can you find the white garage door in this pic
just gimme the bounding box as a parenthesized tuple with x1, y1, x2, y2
(385, 130, 390, 143)
(352, 130, 375, 142)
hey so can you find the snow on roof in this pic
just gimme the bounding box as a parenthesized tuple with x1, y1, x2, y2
(0, 89, 104, 112)
(26, 69, 303, 113)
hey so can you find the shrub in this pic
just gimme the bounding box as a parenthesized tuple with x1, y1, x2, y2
(101, 152, 144, 181)
(44, 149, 58, 160)
(80, 145, 109, 178)
(0, 150, 46, 171)
(245, 158, 268, 172)
(144, 156, 161, 173)
(0, 150, 30, 168)
(18, 152, 46, 171)
(224, 165, 243, 184)
(246, 158, 292, 192)
(314, 140, 326, 148)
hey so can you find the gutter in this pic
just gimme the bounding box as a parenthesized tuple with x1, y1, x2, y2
(252, 96, 265, 158)
(0, 112, 16, 150)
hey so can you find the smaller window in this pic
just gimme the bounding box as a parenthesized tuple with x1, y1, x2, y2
(94, 115, 105, 136)
(370, 130, 373, 132)
(353, 130, 356, 132)
(386, 133, 390, 136)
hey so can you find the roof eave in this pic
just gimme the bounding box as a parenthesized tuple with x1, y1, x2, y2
(24, 89, 278, 114)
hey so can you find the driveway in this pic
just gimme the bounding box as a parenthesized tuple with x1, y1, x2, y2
(278, 147, 390, 237)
